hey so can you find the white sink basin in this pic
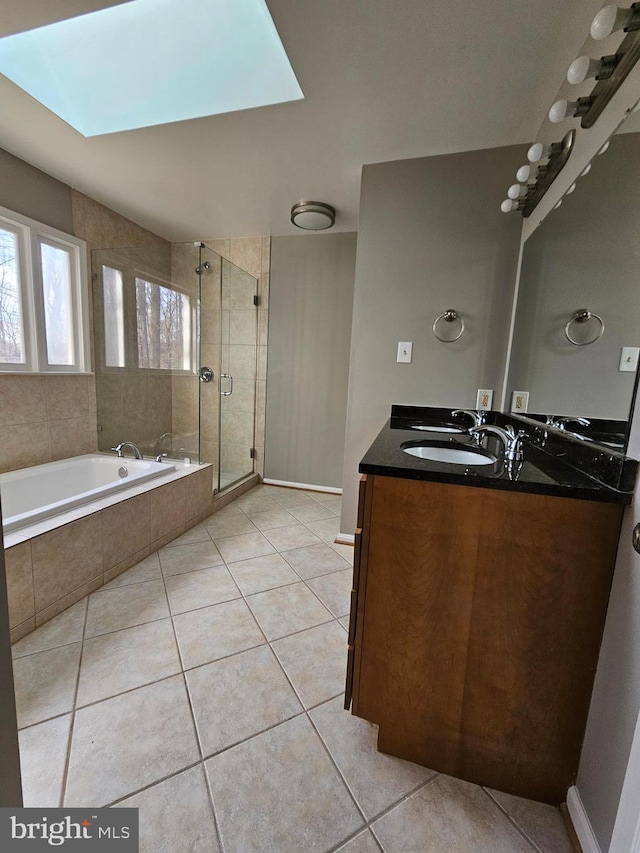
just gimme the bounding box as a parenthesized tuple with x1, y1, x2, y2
(402, 444, 497, 466)
(411, 424, 465, 433)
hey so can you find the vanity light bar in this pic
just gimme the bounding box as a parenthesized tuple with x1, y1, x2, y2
(561, 3, 640, 129)
(500, 130, 576, 216)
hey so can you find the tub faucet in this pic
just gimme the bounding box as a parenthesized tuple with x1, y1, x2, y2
(452, 409, 486, 429)
(111, 442, 143, 460)
(469, 424, 527, 464)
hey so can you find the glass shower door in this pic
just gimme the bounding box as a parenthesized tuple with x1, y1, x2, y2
(218, 258, 258, 490)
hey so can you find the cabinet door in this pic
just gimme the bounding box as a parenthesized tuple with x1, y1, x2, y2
(356, 476, 483, 768)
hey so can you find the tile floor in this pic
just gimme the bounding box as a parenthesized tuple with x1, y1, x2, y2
(12, 484, 573, 853)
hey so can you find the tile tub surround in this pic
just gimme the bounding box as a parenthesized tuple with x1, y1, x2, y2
(13, 484, 573, 852)
(5, 464, 214, 643)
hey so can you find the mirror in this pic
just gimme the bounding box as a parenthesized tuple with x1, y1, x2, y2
(505, 124, 640, 451)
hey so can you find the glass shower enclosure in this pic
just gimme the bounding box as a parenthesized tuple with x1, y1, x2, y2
(92, 241, 258, 493)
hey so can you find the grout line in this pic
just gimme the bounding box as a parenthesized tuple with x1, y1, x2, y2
(480, 787, 545, 853)
(58, 596, 89, 808)
(105, 759, 203, 808)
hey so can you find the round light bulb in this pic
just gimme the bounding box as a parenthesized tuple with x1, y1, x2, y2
(598, 140, 610, 155)
(549, 99, 578, 123)
(581, 163, 592, 177)
(591, 5, 633, 40)
(516, 164, 531, 183)
(528, 142, 547, 163)
(507, 183, 527, 200)
(501, 199, 517, 213)
(566, 182, 577, 195)
(554, 200, 563, 209)
(567, 56, 602, 84)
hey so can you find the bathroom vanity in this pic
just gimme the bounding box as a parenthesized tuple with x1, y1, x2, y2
(345, 407, 635, 804)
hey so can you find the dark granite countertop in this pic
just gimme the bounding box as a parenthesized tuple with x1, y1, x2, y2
(359, 407, 636, 505)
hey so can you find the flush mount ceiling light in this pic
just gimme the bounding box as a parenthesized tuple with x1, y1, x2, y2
(0, 0, 303, 136)
(290, 201, 336, 231)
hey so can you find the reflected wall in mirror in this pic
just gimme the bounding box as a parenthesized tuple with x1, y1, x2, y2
(506, 129, 640, 451)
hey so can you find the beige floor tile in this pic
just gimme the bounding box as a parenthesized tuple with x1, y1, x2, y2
(272, 621, 347, 708)
(77, 619, 182, 707)
(165, 566, 241, 615)
(227, 553, 300, 595)
(247, 582, 332, 641)
(486, 788, 573, 853)
(283, 544, 351, 580)
(330, 542, 355, 563)
(213, 532, 275, 563)
(270, 490, 318, 509)
(163, 522, 212, 548)
(371, 775, 535, 853)
(187, 645, 302, 756)
(286, 502, 337, 523)
(65, 675, 199, 807)
(102, 553, 162, 589)
(306, 517, 341, 543)
(85, 580, 170, 639)
(235, 494, 281, 515)
(206, 715, 364, 853)
(19, 714, 72, 807)
(307, 569, 353, 618)
(312, 494, 343, 512)
(204, 514, 257, 539)
(247, 507, 298, 530)
(262, 524, 323, 552)
(13, 642, 82, 728)
(339, 616, 350, 631)
(117, 765, 221, 853)
(159, 540, 224, 576)
(311, 697, 436, 819)
(209, 501, 245, 519)
(335, 830, 382, 853)
(12, 600, 86, 659)
(173, 598, 265, 670)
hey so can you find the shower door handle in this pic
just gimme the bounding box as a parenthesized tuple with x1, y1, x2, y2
(220, 373, 234, 396)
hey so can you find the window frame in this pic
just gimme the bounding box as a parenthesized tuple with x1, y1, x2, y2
(0, 204, 90, 374)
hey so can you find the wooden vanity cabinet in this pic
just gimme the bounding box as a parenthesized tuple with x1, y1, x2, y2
(345, 474, 624, 804)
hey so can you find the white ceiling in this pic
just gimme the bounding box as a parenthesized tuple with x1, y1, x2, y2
(0, 0, 605, 240)
(0, 0, 132, 38)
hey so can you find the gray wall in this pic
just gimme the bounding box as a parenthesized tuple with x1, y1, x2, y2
(340, 146, 524, 533)
(265, 233, 356, 488)
(507, 132, 640, 421)
(0, 147, 74, 233)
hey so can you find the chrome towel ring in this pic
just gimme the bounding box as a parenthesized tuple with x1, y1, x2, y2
(564, 309, 604, 346)
(433, 309, 465, 343)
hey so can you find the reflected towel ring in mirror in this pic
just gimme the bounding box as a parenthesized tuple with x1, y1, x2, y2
(433, 309, 465, 343)
(564, 309, 605, 346)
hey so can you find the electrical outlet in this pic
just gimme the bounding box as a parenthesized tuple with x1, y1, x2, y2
(511, 391, 529, 413)
(397, 342, 413, 363)
(619, 347, 640, 372)
(476, 389, 493, 410)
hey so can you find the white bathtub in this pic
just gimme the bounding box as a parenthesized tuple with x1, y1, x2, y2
(1, 454, 176, 534)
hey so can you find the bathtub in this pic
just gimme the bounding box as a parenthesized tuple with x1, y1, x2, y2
(1, 454, 176, 534)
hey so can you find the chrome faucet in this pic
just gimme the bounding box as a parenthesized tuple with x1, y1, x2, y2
(469, 424, 527, 464)
(111, 441, 143, 460)
(452, 409, 486, 428)
(546, 416, 591, 431)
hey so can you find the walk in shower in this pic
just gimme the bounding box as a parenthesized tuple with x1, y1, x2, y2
(92, 241, 259, 493)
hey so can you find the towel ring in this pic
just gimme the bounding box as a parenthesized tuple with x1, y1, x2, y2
(433, 309, 464, 343)
(564, 309, 605, 346)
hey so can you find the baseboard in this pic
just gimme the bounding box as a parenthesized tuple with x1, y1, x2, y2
(335, 533, 355, 546)
(262, 478, 342, 495)
(567, 787, 602, 853)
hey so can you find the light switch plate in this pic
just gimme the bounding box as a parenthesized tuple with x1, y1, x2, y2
(511, 391, 529, 413)
(476, 389, 493, 410)
(619, 347, 640, 372)
(397, 342, 413, 363)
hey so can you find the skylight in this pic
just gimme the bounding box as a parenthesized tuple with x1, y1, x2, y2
(0, 0, 303, 136)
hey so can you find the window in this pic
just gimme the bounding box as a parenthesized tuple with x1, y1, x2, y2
(0, 205, 89, 373)
(97, 261, 194, 374)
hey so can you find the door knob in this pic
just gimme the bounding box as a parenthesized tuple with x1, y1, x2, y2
(198, 366, 214, 383)
(633, 523, 640, 554)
